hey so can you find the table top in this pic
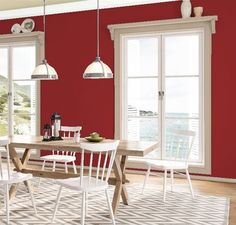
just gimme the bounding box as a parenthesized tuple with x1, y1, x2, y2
(3, 135, 158, 157)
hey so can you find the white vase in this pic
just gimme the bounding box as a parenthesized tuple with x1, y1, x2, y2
(194, 6, 203, 17)
(181, 0, 192, 18)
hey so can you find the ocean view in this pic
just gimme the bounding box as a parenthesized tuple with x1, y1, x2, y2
(128, 111, 200, 162)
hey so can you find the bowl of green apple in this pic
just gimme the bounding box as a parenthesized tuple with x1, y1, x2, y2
(85, 132, 104, 142)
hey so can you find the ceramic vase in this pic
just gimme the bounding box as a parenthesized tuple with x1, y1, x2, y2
(194, 6, 203, 17)
(181, 0, 192, 18)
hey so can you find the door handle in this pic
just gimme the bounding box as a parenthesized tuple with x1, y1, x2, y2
(158, 91, 164, 99)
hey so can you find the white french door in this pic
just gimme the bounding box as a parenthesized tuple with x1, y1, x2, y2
(124, 35, 160, 159)
(123, 30, 203, 163)
(162, 33, 202, 162)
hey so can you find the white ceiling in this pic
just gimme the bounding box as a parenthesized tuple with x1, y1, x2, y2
(0, 0, 177, 20)
(0, 0, 84, 11)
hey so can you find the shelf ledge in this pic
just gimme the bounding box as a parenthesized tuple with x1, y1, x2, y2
(108, 16, 218, 40)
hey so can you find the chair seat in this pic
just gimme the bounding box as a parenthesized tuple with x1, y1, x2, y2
(56, 176, 108, 192)
(40, 154, 76, 162)
(0, 171, 33, 184)
(147, 160, 188, 170)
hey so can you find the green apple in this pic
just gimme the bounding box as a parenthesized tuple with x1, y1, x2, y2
(90, 132, 100, 138)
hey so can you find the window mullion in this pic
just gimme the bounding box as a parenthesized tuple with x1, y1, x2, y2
(159, 35, 165, 160)
(128, 75, 158, 79)
(123, 38, 128, 140)
(8, 46, 13, 136)
(199, 31, 204, 164)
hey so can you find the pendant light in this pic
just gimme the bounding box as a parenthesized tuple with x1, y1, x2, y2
(83, 0, 113, 79)
(31, 0, 58, 80)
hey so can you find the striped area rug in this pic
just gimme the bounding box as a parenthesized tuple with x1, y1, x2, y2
(0, 179, 229, 225)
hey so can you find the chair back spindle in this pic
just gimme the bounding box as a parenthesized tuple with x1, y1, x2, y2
(0, 139, 11, 181)
(53, 126, 82, 156)
(164, 130, 196, 163)
(79, 141, 119, 188)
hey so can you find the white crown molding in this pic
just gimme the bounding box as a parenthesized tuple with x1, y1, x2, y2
(0, 0, 177, 20)
(0, 31, 44, 46)
(108, 15, 218, 40)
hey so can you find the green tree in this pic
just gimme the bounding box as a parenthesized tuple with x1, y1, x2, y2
(0, 93, 7, 113)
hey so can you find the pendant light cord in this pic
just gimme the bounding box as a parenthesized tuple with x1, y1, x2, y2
(43, 0, 49, 76)
(43, 0, 46, 62)
(97, 0, 100, 58)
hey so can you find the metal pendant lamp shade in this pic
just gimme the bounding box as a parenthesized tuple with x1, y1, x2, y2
(83, 57, 113, 79)
(32, 59, 58, 80)
(31, 0, 58, 80)
(83, 0, 113, 79)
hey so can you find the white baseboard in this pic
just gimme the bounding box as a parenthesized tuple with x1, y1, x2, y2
(189, 175, 236, 183)
(126, 168, 236, 184)
(13, 159, 236, 184)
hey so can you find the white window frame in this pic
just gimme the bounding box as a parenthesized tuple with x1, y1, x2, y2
(108, 16, 218, 175)
(0, 32, 43, 159)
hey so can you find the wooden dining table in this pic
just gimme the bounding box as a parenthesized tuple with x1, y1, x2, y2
(7, 135, 158, 214)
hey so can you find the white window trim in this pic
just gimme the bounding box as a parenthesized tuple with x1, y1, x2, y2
(0, 32, 43, 159)
(108, 16, 218, 175)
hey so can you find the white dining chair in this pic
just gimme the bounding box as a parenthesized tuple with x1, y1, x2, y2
(40, 126, 82, 175)
(51, 140, 119, 225)
(142, 130, 196, 202)
(0, 139, 37, 224)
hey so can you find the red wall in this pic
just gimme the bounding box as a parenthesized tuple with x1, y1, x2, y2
(1, 0, 236, 178)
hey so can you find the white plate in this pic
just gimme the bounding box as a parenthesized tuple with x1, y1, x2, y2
(11, 23, 22, 34)
(21, 18, 35, 33)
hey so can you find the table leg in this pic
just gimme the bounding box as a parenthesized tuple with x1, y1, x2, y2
(21, 149, 32, 167)
(21, 149, 33, 194)
(120, 156, 129, 205)
(9, 146, 24, 171)
(9, 147, 32, 199)
(112, 155, 129, 214)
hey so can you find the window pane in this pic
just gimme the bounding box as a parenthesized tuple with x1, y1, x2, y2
(164, 118, 200, 162)
(0, 48, 9, 114)
(12, 46, 36, 80)
(13, 81, 36, 114)
(164, 34, 199, 76)
(128, 117, 159, 142)
(144, 150, 160, 159)
(128, 78, 158, 116)
(127, 37, 158, 77)
(165, 77, 199, 118)
(14, 114, 36, 135)
(0, 48, 8, 78)
(0, 82, 8, 114)
(0, 114, 8, 136)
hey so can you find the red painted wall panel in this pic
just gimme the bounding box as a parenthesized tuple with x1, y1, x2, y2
(1, 0, 236, 178)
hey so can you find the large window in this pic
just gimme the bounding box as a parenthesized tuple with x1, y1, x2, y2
(109, 17, 217, 174)
(0, 33, 42, 142)
(124, 32, 202, 162)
